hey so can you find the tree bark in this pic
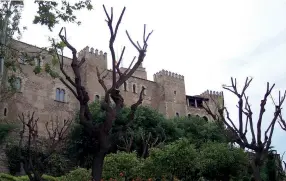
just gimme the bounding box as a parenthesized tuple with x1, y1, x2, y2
(251, 162, 262, 181)
(91, 151, 106, 181)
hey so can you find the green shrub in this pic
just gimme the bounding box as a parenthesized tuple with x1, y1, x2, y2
(0, 123, 16, 144)
(59, 168, 91, 181)
(5, 145, 21, 175)
(5, 144, 73, 176)
(45, 153, 74, 177)
(103, 152, 141, 180)
(0, 173, 19, 181)
(0, 173, 58, 181)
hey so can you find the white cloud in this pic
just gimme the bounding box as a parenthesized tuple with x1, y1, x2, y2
(19, 0, 286, 158)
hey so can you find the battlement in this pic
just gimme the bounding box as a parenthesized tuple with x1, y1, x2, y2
(78, 46, 107, 61)
(200, 90, 223, 97)
(153, 69, 184, 81)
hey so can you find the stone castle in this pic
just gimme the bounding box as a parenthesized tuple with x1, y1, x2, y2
(0, 40, 224, 132)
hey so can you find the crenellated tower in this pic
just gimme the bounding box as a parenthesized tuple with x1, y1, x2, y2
(153, 69, 186, 118)
(200, 90, 224, 117)
(78, 46, 108, 70)
(78, 46, 109, 101)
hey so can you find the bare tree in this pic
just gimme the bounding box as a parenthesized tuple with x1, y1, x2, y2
(53, 5, 153, 180)
(18, 112, 71, 181)
(203, 77, 286, 181)
(141, 131, 165, 159)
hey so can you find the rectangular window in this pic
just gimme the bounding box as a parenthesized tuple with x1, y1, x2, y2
(35, 58, 41, 67)
(188, 98, 196, 107)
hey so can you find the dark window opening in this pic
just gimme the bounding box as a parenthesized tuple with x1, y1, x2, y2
(174, 90, 176, 95)
(188, 114, 191, 118)
(188, 98, 196, 107)
(203, 116, 208, 122)
(176, 112, 179, 117)
(124, 82, 127, 91)
(197, 99, 203, 108)
(95, 95, 100, 101)
(132, 84, 136, 93)
(4, 108, 7, 116)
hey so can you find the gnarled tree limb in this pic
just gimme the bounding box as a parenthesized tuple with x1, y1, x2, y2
(203, 77, 286, 181)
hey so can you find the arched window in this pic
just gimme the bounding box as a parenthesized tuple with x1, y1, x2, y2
(14, 77, 21, 91)
(4, 108, 7, 116)
(95, 95, 100, 101)
(56, 88, 61, 101)
(176, 112, 179, 117)
(56, 88, 66, 102)
(60, 89, 65, 102)
(203, 116, 208, 122)
(132, 84, 136, 93)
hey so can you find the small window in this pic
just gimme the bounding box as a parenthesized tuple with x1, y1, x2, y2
(95, 95, 100, 101)
(188, 114, 191, 118)
(60, 89, 65, 102)
(55, 88, 65, 102)
(124, 82, 127, 91)
(132, 84, 136, 93)
(36, 58, 41, 67)
(203, 116, 208, 122)
(4, 108, 7, 116)
(56, 88, 60, 101)
(176, 112, 179, 117)
(174, 90, 176, 95)
(14, 77, 21, 91)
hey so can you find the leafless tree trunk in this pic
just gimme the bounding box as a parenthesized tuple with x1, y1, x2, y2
(18, 112, 71, 181)
(54, 5, 153, 181)
(141, 131, 164, 158)
(203, 77, 286, 181)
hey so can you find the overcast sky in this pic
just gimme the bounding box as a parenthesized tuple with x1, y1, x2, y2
(19, 0, 286, 157)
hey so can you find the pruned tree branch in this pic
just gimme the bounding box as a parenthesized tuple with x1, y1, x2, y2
(203, 77, 286, 181)
(55, 5, 153, 180)
(17, 112, 71, 181)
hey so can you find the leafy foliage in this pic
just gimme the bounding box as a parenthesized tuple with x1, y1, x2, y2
(102, 152, 141, 180)
(33, 0, 93, 30)
(198, 142, 248, 180)
(144, 139, 199, 180)
(0, 123, 16, 144)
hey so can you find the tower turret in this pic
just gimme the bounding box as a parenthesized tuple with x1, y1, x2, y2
(153, 69, 186, 118)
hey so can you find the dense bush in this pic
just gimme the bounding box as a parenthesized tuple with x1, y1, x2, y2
(59, 168, 91, 181)
(0, 123, 16, 144)
(5, 145, 73, 177)
(0, 173, 58, 181)
(103, 152, 142, 180)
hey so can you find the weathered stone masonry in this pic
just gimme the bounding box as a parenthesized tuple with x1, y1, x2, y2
(1, 40, 224, 128)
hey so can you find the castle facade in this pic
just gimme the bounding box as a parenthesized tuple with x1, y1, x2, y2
(0, 40, 224, 132)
